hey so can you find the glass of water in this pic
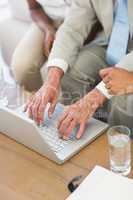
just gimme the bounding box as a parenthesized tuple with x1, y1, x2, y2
(107, 125, 131, 176)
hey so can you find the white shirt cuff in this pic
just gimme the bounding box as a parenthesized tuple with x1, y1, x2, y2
(47, 58, 68, 73)
(96, 81, 113, 99)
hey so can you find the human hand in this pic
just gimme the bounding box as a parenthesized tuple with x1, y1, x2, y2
(100, 67, 133, 95)
(58, 89, 106, 140)
(25, 67, 63, 124)
(44, 26, 56, 57)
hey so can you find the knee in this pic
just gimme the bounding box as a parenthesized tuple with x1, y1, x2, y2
(11, 55, 42, 91)
(11, 54, 30, 86)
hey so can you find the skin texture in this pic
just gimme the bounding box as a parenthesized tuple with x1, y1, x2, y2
(100, 67, 133, 95)
(25, 67, 107, 139)
(25, 67, 63, 124)
(27, 0, 56, 57)
(57, 88, 106, 140)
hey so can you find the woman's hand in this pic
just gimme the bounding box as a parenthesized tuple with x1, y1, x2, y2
(58, 89, 106, 140)
(100, 68, 133, 95)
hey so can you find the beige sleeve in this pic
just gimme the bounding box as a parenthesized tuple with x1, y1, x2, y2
(48, 0, 96, 69)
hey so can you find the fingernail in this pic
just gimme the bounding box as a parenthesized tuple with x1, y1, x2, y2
(63, 136, 68, 140)
(76, 135, 81, 140)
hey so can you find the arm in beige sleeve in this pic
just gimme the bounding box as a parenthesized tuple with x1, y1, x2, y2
(47, 0, 97, 72)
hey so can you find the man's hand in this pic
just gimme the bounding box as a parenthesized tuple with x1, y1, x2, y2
(58, 89, 106, 140)
(27, 0, 56, 57)
(44, 26, 56, 57)
(100, 67, 133, 95)
(25, 67, 63, 124)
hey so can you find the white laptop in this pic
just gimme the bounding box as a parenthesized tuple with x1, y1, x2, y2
(0, 103, 108, 164)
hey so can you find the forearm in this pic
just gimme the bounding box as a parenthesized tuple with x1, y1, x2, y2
(27, 0, 55, 34)
(31, 8, 55, 33)
(46, 67, 64, 87)
(48, 0, 96, 68)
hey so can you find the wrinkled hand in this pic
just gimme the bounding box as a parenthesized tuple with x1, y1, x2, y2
(25, 68, 63, 124)
(100, 67, 133, 95)
(44, 26, 56, 57)
(58, 89, 106, 140)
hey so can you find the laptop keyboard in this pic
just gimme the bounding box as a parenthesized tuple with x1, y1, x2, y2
(39, 125, 69, 153)
(16, 103, 75, 153)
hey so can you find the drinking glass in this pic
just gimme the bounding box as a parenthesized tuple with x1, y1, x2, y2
(107, 125, 131, 176)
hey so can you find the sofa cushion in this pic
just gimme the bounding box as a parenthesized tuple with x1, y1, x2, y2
(0, 18, 30, 65)
(8, 0, 31, 22)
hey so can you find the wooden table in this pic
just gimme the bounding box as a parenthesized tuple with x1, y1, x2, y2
(0, 133, 132, 200)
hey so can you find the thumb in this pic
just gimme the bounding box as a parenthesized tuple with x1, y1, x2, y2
(48, 99, 57, 118)
(100, 68, 113, 79)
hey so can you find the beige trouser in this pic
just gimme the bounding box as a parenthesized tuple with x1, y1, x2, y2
(11, 24, 46, 91)
(11, 25, 133, 130)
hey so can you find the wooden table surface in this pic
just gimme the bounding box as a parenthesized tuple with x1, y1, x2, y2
(0, 132, 132, 200)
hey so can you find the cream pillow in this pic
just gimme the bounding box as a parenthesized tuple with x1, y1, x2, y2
(8, 0, 31, 22)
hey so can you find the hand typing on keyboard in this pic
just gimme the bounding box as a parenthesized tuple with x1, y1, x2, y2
(24, 69, 102, 140)
(24, 68, 62, 124)
(37, 104, 77, 141)
(21, 103, 77, 141)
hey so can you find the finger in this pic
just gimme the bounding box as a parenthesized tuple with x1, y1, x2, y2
(58, 116, 73, 138)
(28, 101, 35, 119)
(100, 68, 113, 79)
(63, 120, 77, 140)
(33, 97, 42, 124)
(48, 98, 57, 118)
(103, 76, 112, 84)
(45, 40, 52, 57)
(76, 122, 86, 139)
(105, 83, 111, 90)
(44, 42, 49, 57)
(27, 97, 36, 119)
(57, 108, 69, 129)
(24, 95, 34, 112)
(108, 89, 114, 95)
(47, 40, 53, 54)
(46, 48, 49, 57)
(38, 98, 48, 124)
(24, 103, 29, 112)
(44, 47, 49, 57)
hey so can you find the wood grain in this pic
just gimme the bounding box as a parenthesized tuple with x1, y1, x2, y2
(0, 132, 132, 200)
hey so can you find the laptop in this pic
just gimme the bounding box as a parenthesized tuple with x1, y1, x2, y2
(0, 103, 108, 164)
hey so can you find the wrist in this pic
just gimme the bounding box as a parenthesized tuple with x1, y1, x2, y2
(47, 67, 64, 86)
(87, 88, 107, 108)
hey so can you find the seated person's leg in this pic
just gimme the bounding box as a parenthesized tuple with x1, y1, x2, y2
(108, 94, 133, 130)
(61, 45, 108, 105)
(11, 24, 46, 91)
